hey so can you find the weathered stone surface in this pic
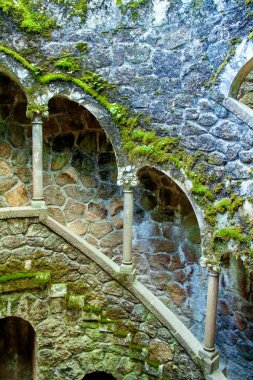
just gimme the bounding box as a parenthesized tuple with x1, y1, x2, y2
(51, 153, 70, 171)
(0, 160, 13, 177)
(112, 215, 123, 229)
(5, 184, 28, 206)
(100, 231, 123, 248)
(166, 283, 186, 306)
(44, 186, 66, 206)
(0, 142, 12, 158)
(67, 220, 88, 235)
(239, 150, 253, 163)
(64, 200, 85, 222)
(198, 113, 217, 127)
(85, 202, 107, 221)
(148, 341, 173, 363)
(16, 167, 32, 183)
(55, 167, 78, 186)
(0, 178, 17, 192)
(48, 207, 66, 224)
(210, 122, 243, 140)
(89, 221, 112, 239)
(103, 280, 123, 296)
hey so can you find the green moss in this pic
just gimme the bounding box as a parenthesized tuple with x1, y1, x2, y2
(76, 42, 88, 52)
(114, 330, 129, 338)
(116, 0, 149, 21)
(229, 37, 242, 45)
(72, 0, 89, 21)
(54, 57, 80, 72)
(130, 343, 144, 352)
(192, 0, 203, 9)
(205, 195, 244, 224)
(206, 47, 236, 87)
(191, 181, 215, 201)
(0, 271, 49, 283)
(146, 359, 161, 368)
(0, 271, 51, 293)
(0, 0, 57, 36)
(67, 294, 84, 309)
(83, 304, 102, 314)
(0, 45, 41, 75)
(213, 227, 249, 244)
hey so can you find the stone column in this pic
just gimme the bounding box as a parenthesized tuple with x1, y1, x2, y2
(117, 166, 137, 273)
(203, 266, 220, 352)
(31, 112, 47, 208)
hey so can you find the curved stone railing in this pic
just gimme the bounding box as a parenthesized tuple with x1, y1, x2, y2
(0, 206, 226, 380)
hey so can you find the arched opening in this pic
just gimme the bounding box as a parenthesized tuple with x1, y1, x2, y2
(43, 95, 122, 256)
(0, 71, 31, 208)
(133, 166, 204, 330)
(83, 371, 116, 380)
(229, 57, 253, 100)
(0, 316, 36, 380)
(233, 63, 253, 110)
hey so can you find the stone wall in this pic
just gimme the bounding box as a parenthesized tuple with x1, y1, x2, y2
(0, 1, 252, 379)
(0, 217, 204, 380)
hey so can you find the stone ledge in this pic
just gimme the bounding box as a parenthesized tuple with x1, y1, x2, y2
(0, 206, 41, 219)
(223, 97, 253, 130)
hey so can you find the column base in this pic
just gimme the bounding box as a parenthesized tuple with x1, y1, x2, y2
(31, 200, 46, 209)
(199, 348, 219, 374)
(120, 262, 134, 273)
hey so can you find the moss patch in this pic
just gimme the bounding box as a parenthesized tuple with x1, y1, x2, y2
(0, 0, 57, 36)
(0, 271, 51, 293)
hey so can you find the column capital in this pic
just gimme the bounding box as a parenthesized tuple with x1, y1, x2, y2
(26, 104, 49, 121)
(117, 166, 138, 189)
(200, 257, 221, 274)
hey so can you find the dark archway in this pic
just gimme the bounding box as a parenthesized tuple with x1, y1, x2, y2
(0, 316, 36, 380)
(83, 371, 116, 380)
(0, 71, 31, 208)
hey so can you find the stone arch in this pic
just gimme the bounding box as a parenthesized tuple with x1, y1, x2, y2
(0, 68, 32, 208)
(43, 85, 127, 167)
(136, 164, 206, 234)
(0, 54, 38, 103)
(133, 165, 206, 332)
(43, 94, 122, 243)
(0, 316, 36, 380)
(229, 57, 253, 99)
(82, 371, 116, 380)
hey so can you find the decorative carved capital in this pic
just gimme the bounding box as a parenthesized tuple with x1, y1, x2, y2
(26, 104, 49, 121)
(117, 166, 138, 189)
(200, 257, 221, 274)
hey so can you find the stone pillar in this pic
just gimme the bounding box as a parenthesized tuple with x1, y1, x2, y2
(30, 111, 47, 208)
(203, 267, 220, 352)
(117, 166, 138, 273)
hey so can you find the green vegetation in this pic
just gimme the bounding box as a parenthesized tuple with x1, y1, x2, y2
(206, 47, 236, 87)
(0, 44, 252, 271)
(205, 194, 245, 224)
(213, 226, 249, 243)
(54, 57, 80, 72)
(0, 0, 57, 36)
(0, 271, 51, 293)
(0, 271, 50, 283)
(83, 304, 102, 314)
(116, 0, 149, 21)
(76, 42, 89, 52)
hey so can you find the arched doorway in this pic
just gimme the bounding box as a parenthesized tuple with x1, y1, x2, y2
(0, 316, 36, 380)
(0, 71, 31, 208)
(43, 95, 122, 251)
(83, 371, 116, 380)
(134, 166, 203, 331)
